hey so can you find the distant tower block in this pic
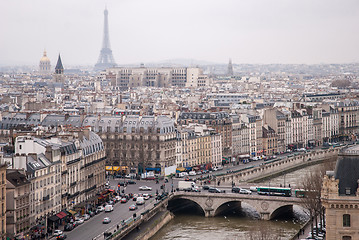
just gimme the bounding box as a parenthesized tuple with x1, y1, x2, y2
(227, 58, 234, 76)
(95, 8, 117, 71)
(54, 54, 64, 83)
(39, 50, 51, 74)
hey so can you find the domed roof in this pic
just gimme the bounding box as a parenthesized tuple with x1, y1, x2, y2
(40, 50, 50, 63)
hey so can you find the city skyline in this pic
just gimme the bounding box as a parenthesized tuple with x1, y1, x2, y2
(1, 0, 359, 66)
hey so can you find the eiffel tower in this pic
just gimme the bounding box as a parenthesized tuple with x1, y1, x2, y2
(95, 8, 117, 70)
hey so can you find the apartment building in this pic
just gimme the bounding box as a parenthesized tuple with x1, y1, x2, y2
(178, 112, 232, 157)
(83, 115, 176, 175)
(0, 164, 6, 240)
(107, 67, 210, 89)
(6, 169, 30, 239)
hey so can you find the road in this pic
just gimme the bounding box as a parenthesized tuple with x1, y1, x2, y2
(66, 179, 170, 240)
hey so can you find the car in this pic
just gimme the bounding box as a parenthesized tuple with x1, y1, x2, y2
(75, 218, 84, 225)
(129, 204, 138, 211)
(202, 185, 210, 190)
(217, 166, 223, 170)
(97, 206, 104, 212)
(143, 193, 150, 200)
(136, 197, 145, 205)
(121, 198, 127, 203)
(139, 186, 152, 191)
(196, 171, 202, 175)
(103, 217, 111, 224)
(64, 223, 74, 232)
(127, 180, 136, 184)
(105, 205, 114, 212)
(208, 187, 225, 193)
(118, 181, 126, 186)
(232, 187, 241, 193)
(54, 230, 63, 236)
(56, 234, 67, 239)
(133, 194, 139, 201)
(82, 214, 90, 221)
(239, 189, 252, 194)
(189, 171, 196, 176)
(108, 200, 114, 205)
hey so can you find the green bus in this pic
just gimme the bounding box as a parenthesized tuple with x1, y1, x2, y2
(257, 187, 292, 197)
(294, 189, 306, 198)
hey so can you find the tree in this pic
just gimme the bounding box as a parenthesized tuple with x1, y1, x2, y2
(299, 161, 335, 237)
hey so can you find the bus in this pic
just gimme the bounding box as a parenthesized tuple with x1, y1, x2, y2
(257, 187, 292, 197)
(294, 189, 306, 198)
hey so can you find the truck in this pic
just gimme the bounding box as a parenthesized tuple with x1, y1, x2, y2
(177, 181, 200, 192)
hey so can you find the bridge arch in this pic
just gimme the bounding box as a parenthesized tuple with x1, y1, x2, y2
(269, 204, 294, 220)
(214, 200, 260, 218)
(168, 196, 205, 216)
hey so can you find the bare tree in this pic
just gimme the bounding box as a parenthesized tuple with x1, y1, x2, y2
(299, 161, 335, 237)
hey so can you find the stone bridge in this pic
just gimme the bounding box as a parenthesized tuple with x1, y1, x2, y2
(168, 192, 303, 220)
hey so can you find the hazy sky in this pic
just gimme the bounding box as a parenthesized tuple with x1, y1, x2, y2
(1, 0, 359, 66)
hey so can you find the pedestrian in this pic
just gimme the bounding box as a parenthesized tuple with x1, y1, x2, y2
(117, 225, 119, 230)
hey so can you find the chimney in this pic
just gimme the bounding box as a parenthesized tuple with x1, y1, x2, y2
(45, 146, 53, 162)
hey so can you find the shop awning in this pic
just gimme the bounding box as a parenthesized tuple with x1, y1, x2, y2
(106, 166, 126, 171)
(48, 215, 60, 222)
(145, 168, 161, 171)
(176, 167, 186, 172)
(68, 210, 77, 215)
(56, 212, 67, 219)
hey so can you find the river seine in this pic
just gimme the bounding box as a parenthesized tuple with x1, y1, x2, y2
(152, 163, 328, 240)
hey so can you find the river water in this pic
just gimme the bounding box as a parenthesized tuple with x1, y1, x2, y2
(152, 163, 331, 240)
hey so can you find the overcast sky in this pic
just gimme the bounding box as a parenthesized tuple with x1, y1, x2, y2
(1, 0, 359, 66)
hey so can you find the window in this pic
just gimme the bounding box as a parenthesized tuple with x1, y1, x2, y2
(343, 214, 351, 227)
(343, 237, 352, 240)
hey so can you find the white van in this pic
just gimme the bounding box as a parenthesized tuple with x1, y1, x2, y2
(136, 197, 145, 205)
(104, 205, 114, 212)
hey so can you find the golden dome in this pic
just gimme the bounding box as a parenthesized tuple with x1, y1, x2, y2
(40, 50, 50, 63)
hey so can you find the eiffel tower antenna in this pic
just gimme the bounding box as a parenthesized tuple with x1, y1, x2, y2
(95, 7, 117, 70)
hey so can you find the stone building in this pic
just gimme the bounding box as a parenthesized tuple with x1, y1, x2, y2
(83, 115, 176, 175)
(107, 67, 210, 90)
(263, 108, 286, 153)
(178, 112, 232, 157)
(6, 169, 30, 239)
(262, 125, 277, 156)
(0, 164, 6, 240)
(13, 137, 62, 227)
(322, 145, 359, 240)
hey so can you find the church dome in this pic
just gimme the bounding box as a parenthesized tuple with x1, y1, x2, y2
(40, 51, 50, 63)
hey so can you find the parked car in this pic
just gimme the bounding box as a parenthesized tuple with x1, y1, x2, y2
(143, 193, 150, 200)
(239, 189, 251, 194)
(105, 205, 114, 212)
(139, 186, 152, 191)
(97, 206, 104, 212)
(129, 204, 138, 211)
(75, 218, 84, 225)
(82, 214, 90, 221)
(56, 234, 67, 239)
(54, 230, 63, 236)
(103, 217, 111, 224)
(64, 224, 74, 231)
(232, 187, 241, 193)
